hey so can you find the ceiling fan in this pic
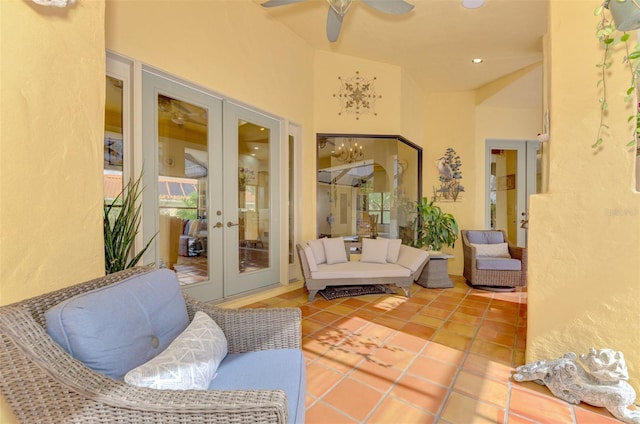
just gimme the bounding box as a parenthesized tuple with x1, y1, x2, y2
(261, 0, 416, 42)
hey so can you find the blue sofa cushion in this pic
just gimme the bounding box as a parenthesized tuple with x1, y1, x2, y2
(209, 348, 306, 424)
(466, 230, 505, 244)
(476, 258, 522, 271)
(45, 269, 189, 380)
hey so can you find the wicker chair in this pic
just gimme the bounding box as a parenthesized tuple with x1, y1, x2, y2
(0, 267, 302, 423)
(461, 229, 527, 290)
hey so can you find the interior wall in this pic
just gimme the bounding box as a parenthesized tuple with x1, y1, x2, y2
(0, 0, 106, 305)
(424, 91, 476, 274)
(527, 0, 640, 393)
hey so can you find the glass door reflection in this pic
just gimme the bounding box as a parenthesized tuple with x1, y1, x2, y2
(156, 94, 209, 284)
(237, 121, 270, 274)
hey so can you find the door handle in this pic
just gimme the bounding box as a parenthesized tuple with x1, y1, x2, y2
(213, 222, 223, 229)
(227, 221, 239, 227)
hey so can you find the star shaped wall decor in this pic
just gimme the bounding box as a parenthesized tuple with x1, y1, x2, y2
(333, 71, 381, 120)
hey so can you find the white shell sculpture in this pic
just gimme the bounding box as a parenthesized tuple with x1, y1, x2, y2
(513, 348, 640, 424)
(32, 0, 75, 7)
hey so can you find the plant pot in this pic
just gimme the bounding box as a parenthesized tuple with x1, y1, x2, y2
(607, 0, 640, 31)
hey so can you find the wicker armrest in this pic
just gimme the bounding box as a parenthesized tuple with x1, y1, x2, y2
(187, 299, 302, 353)
(508, 244, 525, 260)
(0, 306, 290, 423)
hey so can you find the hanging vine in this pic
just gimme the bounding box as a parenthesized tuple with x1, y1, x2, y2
(593, 2, 640, 149)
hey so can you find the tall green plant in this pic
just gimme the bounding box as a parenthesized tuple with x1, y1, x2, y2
(412, 197, 459, 251)
(104, 173, 156, 274)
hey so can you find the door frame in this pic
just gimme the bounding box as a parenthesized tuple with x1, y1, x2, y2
(141, 67, 225, 301)
(485, 139, 539, 247)
(222, 101, 281, 297)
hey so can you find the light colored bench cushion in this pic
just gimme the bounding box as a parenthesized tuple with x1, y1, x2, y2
(210, 348, 306, 424)
(307, 239, 327, 264)
(312, 261, 411, 279)
(386, 238, 402, 263)
(45, 269, 189, 380)
(361, 238, 389, 264)
(322, 237, 348, 264)
(396, 245, 430, 273)
(476, 258, 522, 271)
(466, 230, 504, 244)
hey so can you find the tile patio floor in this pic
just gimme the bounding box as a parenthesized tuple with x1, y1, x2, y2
(240, 275, 631, 424)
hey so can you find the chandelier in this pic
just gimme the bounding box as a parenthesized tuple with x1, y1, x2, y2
(332, 138, 364, 163)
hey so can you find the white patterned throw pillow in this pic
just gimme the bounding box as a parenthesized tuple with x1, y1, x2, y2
(471, 242, 511, 258)
(124, 311, 228, 390)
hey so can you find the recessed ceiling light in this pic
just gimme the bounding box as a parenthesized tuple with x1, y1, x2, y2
(472, 58, 484, 64)
(254, 146, 259, 150)
(251, 153, 256, 157)
(462, 0, 485, 9)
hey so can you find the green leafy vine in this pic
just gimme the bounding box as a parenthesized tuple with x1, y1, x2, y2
(594, 2, 640, 149)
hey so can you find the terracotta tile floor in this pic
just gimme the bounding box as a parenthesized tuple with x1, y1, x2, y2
(242, 275, 630, 424)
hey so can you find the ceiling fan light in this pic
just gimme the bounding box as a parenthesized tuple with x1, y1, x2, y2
(606, 0, 640, 31)
(462, 0, 485, 9)
(327, 0, 352, 16)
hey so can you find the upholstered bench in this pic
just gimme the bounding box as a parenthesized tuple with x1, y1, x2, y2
(0, 267, 305, 423)
(297, 237, 430, 301)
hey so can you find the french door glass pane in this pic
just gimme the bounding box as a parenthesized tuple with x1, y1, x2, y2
(288, 135, 295, 265)
(238, 120, 270, 273)
(156, 94, 209, 284)
(104, 76, 124, 201)
(490, 149, 518, 243)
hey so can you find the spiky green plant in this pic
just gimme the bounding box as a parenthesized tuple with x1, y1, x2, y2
(104, 173, 156, 274)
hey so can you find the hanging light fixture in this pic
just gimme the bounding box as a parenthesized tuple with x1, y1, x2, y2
(606, 0, 640, 31)
(327, 0, 352, 16)
(332, 138, 364, 163)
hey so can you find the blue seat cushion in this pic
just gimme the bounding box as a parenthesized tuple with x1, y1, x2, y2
(45, 269, 189, 380)
(476, 258, 522, 271)
(466, 231, 505, 244)
(209, 349, 306, 424)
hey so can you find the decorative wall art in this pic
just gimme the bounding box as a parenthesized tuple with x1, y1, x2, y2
(434, 147, 464, 202)
(333, 71, 381, 120)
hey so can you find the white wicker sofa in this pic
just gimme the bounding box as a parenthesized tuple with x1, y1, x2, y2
(296, 237, 430, 301)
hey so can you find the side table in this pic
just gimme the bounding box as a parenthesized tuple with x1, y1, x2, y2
(417, 252, 454, 288)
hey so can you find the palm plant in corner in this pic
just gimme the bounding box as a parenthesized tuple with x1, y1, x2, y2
(104, 173, 156, 274)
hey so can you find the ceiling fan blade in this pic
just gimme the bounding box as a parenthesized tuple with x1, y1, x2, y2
(326, 5, 343, 42)
(261, 0, 307, 7)
(361, 0, 414, 15)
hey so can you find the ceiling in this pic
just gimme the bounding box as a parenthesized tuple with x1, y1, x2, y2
(258, 0, 548, 93)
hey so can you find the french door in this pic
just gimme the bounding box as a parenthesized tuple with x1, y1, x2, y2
(485, 139, 541, 247)
(142, 70, 280, 301)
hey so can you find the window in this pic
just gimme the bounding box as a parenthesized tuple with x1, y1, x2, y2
(316, 134, 422, 244)
(368, 192, 391, 225)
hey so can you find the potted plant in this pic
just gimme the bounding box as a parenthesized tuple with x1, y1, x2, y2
(104, 172, 156, 274)
(411, 197, 459, 252)
(594, 0, 640, 149)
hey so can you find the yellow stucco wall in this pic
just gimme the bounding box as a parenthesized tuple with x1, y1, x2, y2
(105, 0, 317, 242)
(527, 0, 640, 393)
(0, 0, 106, 306)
